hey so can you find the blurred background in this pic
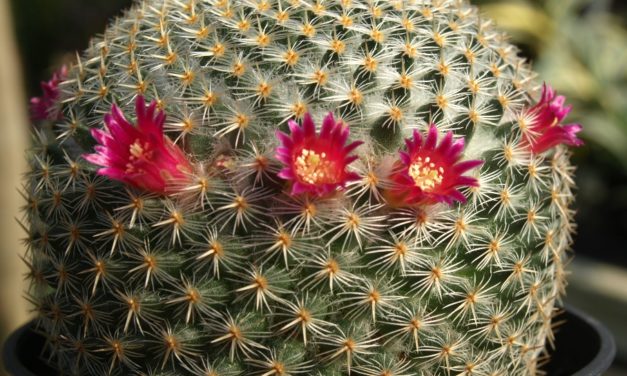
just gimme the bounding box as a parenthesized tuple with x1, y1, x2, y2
(1, 0, 626, 374)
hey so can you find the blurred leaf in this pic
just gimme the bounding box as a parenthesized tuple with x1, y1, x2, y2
(481, 3, 553, 43)
(579, 112, 627, 164)
(535, 41, 598, 101)
(564, 15, 627, 91)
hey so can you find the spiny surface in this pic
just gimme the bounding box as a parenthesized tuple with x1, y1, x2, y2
(23, 0, 576, 375)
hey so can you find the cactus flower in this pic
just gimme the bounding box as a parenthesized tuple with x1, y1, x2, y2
(525, 84, 583, 154)
(276, 112, 362, 196)
(389, 125, 483, 206)
(30, 65, 67, 121)
(84, 96, 192, 194)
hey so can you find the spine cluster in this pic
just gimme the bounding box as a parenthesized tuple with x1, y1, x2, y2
(23, 0, 579, 375)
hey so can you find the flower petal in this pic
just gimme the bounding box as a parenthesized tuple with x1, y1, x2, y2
(525, 84, 583, 154)
(276, 112, 361, 197)
(389, 125, 484, 206)
(84, 96, 192, 195)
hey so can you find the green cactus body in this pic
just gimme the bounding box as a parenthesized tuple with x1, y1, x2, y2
(23, 0, 577, 375)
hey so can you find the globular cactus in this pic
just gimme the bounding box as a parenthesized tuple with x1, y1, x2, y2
(23, 0, 584, 375)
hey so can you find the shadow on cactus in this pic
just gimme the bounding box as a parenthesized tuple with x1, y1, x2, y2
(23, 0, 583, 375)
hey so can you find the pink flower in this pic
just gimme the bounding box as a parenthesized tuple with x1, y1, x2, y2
(524, 84, 583, 154)
(84, 96, 192, 195)
(388, 125, 483, 206)
(276, 112, 362, 196)
(30, 65, 68, 122)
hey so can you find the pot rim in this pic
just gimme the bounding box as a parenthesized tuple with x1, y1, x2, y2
(564, 304, 616, 376)
(2, 319, 40, 376)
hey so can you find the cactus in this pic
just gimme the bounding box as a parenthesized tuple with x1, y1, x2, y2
(23, 0, 583, 375)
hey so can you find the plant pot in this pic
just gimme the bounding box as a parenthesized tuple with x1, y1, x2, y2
(2, 322, 55, 376)
(541, 304, 616, 376)
(3, 305, 616, 376)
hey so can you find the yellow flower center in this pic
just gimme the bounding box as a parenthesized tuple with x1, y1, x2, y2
(126, 139, 155, 173)
(408, 156, 444, 191)
(295, 148, 337, 185)
(129, 140, 153, 161)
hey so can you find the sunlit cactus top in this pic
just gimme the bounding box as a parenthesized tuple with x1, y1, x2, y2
(23, 0, 583, 375)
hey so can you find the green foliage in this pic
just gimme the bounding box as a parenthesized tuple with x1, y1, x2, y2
(23, 0, 576, 375)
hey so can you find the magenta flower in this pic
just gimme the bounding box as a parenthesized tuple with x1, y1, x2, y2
(84, 96, 193, 195)
(276, 112, 362, 196)
(388, 125, 483, 206)
(524, 84, 583, 154)
(30, 65, 67, 122)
